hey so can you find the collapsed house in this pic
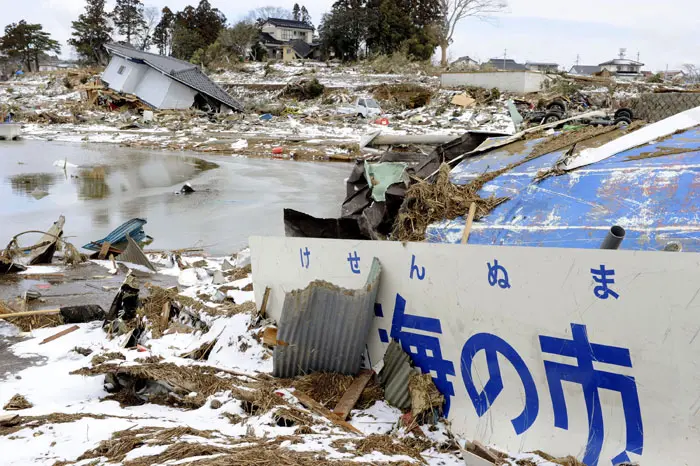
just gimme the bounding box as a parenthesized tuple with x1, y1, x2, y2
(102, 43, 243, 113)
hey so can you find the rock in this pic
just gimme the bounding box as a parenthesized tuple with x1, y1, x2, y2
(210, 399, 222, 409)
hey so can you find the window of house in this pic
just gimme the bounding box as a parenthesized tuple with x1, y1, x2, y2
(117, 65, 126, 75)
(282, 30, 292, 40)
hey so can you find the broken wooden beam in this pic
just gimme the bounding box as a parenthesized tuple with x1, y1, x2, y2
(292, 390, 362, 435)
(98, 241, 111, 260)
(39, 325, 79, 345)
(333, 369, 374, 420)
(262, 326, 278, 347)
(461, 202, 477, 244)
(258, 287, 271, 318)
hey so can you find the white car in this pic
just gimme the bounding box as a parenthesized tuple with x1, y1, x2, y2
(339, 98, 382, 118)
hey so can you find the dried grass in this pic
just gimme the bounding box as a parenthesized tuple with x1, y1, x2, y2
(531, 451, 585, 466)
(224, 264, 252, 281)
(408, 373, 443, 421)
(90, 351, 125, 365)
(332, 434, 426, 463)
(1, 300, 62, 331)
(392, 163, 509, 242)
(291, 372, 384, 410)
(180, 338, 218, 360)
(205, 301, 256, 317)
(0, 413, 111, 436)
(3, 394, 32, 411)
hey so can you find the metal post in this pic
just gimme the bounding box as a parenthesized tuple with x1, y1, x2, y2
(600, 225, 625, 250)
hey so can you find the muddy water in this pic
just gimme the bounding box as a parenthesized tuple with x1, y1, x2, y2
(0, 140, 350, 254)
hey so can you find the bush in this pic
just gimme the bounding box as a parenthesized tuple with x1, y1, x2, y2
(63, 77, 74, 90)
(280, 78, 325, 100)
(647, 73, 663, 83)
(79, 75, 89, 84)
(366, 52, 436, 75)
(372, 83, 433, 110)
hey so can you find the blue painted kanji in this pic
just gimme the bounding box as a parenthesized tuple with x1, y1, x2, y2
(460, 333, 539, 434)
(540, 323, 643, 466)
(591, 265, 619, 299)
(377, 293, 456, 415)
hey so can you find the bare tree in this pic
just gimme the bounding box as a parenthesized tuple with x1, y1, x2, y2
(139, 6, 160, 50)
(438, 0, 507, 67)
(244, 6, 293, 26)
(682, 64, 700, 84)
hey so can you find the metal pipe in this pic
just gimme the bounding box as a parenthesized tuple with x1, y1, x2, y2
(600, 225, 625, 249)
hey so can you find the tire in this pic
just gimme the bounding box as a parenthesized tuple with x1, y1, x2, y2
(614, 108, 633, 120)
(547, 101, 566, 114)
(543, 111, 562, 124)
(614, 116, 632, 127)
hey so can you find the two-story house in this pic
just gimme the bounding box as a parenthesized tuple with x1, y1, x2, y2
(259, 18, 319, 61)
(598, 58, 644, 79)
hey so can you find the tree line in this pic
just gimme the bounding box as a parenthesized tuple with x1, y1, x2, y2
(1, 0, 506, 71)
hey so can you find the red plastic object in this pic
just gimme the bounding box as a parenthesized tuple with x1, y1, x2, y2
(374, 118, 390, 126)
(272, 147, 284, 154)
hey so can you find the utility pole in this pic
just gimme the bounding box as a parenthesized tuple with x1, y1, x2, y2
(637, 51, 640, 62)
(503, 49, 507, 71)
(576, 54, 580, 67)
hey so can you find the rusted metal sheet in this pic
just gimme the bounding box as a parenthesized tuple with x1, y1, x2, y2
(273, 258, 381, 378)
(377, 340, 413, 410)
(428, 126, 700, 251)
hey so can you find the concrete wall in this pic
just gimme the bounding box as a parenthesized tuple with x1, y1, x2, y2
(630, 92, 700, 123)
(102, 56, 147, 94)
(160, 76, 198, 109)
(251, 236, 700, 466)
(441, 71, 550, 93)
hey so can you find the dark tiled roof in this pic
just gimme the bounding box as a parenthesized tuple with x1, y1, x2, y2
(526, 62, 558, 67)
(259, 32, 282, 45)
(486, 58, 527, 71)
(289, 39, 313, 58)
(265, 18, 314, 30)
(104, 43, 242, 111)
(568, 65, 602, 75)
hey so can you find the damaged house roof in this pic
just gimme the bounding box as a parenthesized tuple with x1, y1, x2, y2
(104, 43, 243, 112)
(426, 125, 700, 251)
(569, 65, 602, 75)
(264, 18, 315, 30)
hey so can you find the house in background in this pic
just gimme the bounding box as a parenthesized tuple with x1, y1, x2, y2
(451, 56, 479, 70)
(568, 65, 602, 76)
(525, 62, 559, 73)
(598, 58, 644, 79)
(483, 58, 527, 71)
(259, 18, 319, 61)
(102, 43, 242, 112)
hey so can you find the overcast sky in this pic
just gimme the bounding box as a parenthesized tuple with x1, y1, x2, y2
(0, 0, 697, 71)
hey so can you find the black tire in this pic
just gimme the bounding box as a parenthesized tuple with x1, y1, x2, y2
(547, 101, 566, 114)
(614, 116, 632, 127)
(543, 111, 562, 124)
(614, 108, 633, 120)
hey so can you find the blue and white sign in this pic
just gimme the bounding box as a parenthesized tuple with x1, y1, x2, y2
(251, 236, 700, 466)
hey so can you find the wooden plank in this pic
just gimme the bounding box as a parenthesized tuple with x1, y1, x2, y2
(160, 301, 171, 329)
(258, 287, 271, 318)
(39, 325, 79, 345)
(0, 309, 60, 319)
(292, 390, 362, 435)
(262, 326, 278, 347)
(333, 369, 374, 420)
(98, 241, 111, 260)
(461, 202, 477, 244)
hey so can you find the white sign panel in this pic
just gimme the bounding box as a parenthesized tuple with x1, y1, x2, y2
(250, 236, 700, 466)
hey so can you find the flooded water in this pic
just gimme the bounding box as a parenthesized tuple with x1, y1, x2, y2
(0, 140, 350, 254)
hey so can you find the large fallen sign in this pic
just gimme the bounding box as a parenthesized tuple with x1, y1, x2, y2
(251, 236, 699, 466)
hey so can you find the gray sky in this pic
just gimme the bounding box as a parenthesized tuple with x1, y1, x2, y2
(0, 0, 697, 71)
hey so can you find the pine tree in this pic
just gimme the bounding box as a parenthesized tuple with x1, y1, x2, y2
(112, 0, 146, 45)
(300, 6, 312, 26)
(69, 0, 113, 65)
(193, 0, 226, 46)
(292, 3, 301, 21)
(0, 21, 60, 71)
(153, 6, 174, 55)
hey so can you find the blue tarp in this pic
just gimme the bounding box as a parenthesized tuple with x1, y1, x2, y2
(427, 125, 700, 251)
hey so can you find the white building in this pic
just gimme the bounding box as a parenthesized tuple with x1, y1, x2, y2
(598, 58, 644, 79)
(525, 62, 559, 73)
(102, 43, 242, 112)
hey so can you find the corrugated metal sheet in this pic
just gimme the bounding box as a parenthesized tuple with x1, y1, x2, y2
(116, 235, 156, 272)
(273, 258, 381, 378)
(377, 340, 413, 410)
(426, 125, 700, 251)
(83, 218, 148, 252)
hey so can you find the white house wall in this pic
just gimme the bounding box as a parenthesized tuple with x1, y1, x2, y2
(160, 77, 198, 109)
(102, 56, 147, 93)
(441, 71, 549, 93)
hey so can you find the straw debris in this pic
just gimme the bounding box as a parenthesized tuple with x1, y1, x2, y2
(91, 351, 126, 365)
(332, 434, 427, 463)
(531, 450, 586, 466)
(0, 413, 111, 436)
(3, 394, 33, 411)
(291, 372, 384, 409)
(393, 163, 508, 242)
(1, 300, 62, 331)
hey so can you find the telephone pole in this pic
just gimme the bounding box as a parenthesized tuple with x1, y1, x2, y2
(503, 49, 507, 71)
